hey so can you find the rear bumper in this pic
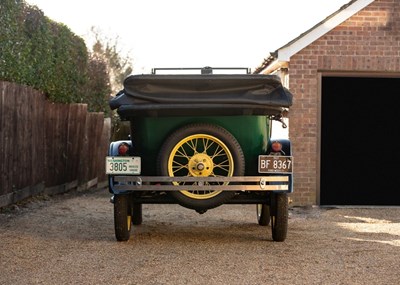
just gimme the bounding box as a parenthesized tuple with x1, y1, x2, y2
(109, 175, 293, 194)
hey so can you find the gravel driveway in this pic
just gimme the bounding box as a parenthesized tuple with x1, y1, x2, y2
(1, 187, 399, 285)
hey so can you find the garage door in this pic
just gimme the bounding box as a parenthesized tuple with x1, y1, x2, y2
(320, 76, 400, 205)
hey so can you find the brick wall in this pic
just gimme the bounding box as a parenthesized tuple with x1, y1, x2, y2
(288, 0, 400, 205)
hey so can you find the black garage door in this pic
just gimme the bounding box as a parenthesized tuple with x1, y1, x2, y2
(321, 76, 400, 205)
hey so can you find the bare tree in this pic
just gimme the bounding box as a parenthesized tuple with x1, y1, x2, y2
(86, 27, 133, 137)
(88, 26, 133, 95)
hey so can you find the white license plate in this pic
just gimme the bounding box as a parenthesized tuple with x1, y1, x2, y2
(258, 155, 293, 173)
(105, 156, 141, 175)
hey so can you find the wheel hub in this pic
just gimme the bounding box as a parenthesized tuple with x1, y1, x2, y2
(188, 153, 213, 176)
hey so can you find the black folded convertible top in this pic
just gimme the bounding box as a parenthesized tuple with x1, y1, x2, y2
(109, 73, 293, 118)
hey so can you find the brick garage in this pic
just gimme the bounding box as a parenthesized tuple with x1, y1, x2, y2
(256, 0, 400, 206)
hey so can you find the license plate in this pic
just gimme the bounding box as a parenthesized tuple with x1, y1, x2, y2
(258, 155, 293, 173)
(105, 156, 141, 175)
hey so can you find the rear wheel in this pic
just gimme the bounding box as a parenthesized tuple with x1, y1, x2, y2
(158, 123, 245, 211)
(114, 194, 131, 241)
(256, 204, 271, 226)
(270, 193, 288, 242)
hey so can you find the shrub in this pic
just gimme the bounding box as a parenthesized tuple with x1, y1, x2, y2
(0, 0, 111, 113)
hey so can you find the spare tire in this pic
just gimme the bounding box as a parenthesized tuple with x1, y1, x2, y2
(157, 123, 245, 211)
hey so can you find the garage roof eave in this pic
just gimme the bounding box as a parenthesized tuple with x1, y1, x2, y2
(263, 59, 288, 75)
(256, 0, 375, 72)
(279, 0, 374, 61)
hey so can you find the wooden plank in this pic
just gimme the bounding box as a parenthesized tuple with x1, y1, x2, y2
(0, 82, 16, 196)
(77, 112, 89, 184)
(44, 101, 55, 186)
(0, 82, 5, 196)
(98, 118, 111, 182)
(0, 81, 109, 206)
(30, 89, 46, 186)
(0, 183, 45, 208)
(86, 113, 103, 180)
(15, 84, 30, 188)
(65, 104, 87, 183)
(45, 102, 69, 186)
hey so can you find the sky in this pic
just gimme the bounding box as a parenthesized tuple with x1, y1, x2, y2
(26, 0, 350, 74)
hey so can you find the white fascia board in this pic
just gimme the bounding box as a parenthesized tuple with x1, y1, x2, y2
(278, 0, 374, 61)
(261, 59, 289, 75)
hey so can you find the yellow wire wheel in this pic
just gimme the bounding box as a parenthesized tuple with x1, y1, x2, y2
(158, 124, 245, 211)
(168, 134, 234, 199)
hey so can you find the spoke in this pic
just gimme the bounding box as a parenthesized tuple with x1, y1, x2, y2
(209, 172, 223, 185)
(211, 145, 226, 159)
(187, 139, 199, 154)
(170, 135, 232, 199)
(214, 163, 230, 170)
(172, 161, 189, 174)
(203, 138, 215, 154)
(213, 160, 230, 173)
(210, 173, 229, 185)
(179, 173, 193, 186)
(216, 158, 230, 166)
(175, 147, 190, 159)
(174, 149, 188, 158)
(172, 160, 188, 168)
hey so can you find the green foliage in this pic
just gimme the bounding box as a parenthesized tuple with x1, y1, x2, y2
(83, 53, 112, 115)
(0, 0, 114, 114)
(0, 0, 88, 103)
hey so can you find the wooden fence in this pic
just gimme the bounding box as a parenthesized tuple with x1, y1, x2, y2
(0, 81, 111, 207)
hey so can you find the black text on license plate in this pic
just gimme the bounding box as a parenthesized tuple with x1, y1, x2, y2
(258, 155, 293, 173)
(105, 156, 141, 175)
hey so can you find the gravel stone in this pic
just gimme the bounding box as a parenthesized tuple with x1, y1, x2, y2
(1, 188, 399, 285)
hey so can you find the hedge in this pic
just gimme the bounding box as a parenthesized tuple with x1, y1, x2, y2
(0, 0, 110, 110)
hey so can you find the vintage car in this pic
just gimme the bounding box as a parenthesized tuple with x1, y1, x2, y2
(107, 67, 293, 242)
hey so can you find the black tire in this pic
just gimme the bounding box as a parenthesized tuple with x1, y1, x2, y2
(256, 204, 271, 226)
(270, 193, 288, 242)
(131, 203, 143, 225)
(114, 194, 131, 241)
(157, 123, 245, 211)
